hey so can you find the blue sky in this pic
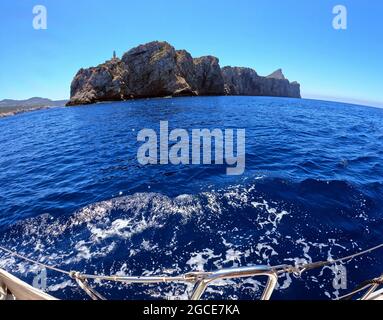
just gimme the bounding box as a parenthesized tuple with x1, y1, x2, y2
(0, 0, 382, 107)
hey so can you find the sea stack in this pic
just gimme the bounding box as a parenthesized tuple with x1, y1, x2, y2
(67, 41, 301, 106)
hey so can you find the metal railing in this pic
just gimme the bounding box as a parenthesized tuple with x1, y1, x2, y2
(2, 243, 383, 300)
(188, 266, 278, 300)
(75, 265, 279, 300)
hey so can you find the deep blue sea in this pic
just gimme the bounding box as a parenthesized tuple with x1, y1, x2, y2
(0, 96, 383, 300)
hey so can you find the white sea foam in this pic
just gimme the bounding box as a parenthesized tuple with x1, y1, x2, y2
(0, 182, 362, 299)
(186, 249, 221, 272)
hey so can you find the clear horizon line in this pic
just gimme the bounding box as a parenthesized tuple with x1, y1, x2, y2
(1, 94, 382, 110)
(302, 94, 383, 109)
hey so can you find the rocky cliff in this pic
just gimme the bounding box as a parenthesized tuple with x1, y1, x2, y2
(222, 67, 301, 98)
(67, 41, 300, 106)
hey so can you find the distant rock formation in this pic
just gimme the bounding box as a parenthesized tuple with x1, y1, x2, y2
(222, 67, 301, 98)
(67, 41, 300, 106)
(266, 69, 286, 80)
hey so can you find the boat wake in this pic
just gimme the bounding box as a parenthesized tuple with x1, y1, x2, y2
(1, 179, 379, 300)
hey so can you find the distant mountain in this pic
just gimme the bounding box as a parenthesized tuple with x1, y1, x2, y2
(0, 97, 68, 108)
(0, 97, 69, 118)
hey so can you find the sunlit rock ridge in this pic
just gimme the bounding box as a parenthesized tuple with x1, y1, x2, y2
(67, 41, 301, 106)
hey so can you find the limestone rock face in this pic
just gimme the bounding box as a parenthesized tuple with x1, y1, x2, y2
(175, 50, 198, 95)
(121, 41, 192, 98)
(67, 59, 127, 106)
(193, 56, 225, 95)
(222, 67, 260, 96)
(175, 51, 225, 95)
(222, 66, 301, 98)
(67, 41, 301, 106)
(267, 69, 286, 80)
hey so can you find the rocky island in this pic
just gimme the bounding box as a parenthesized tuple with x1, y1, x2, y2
(67, 41, 301, 106)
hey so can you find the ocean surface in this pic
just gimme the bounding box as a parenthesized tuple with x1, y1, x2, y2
(0, 96, 382, 300)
